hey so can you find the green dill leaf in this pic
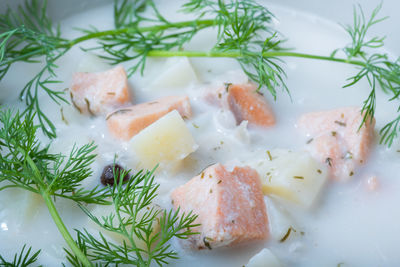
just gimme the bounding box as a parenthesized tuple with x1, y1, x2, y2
(66, 167, 199, 266)
(0, 245, 41, 267)
(335, 3, 400, 146)
(279, 227, 294, 243)
(0, 0, 68, 138)
(0, 109, 111, 204)
(114, 0, 148, 29)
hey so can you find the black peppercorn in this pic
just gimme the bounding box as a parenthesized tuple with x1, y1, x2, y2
(100, 164, 130, 186)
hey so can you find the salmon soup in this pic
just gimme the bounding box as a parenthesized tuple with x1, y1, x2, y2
(0, 0, 400, 266)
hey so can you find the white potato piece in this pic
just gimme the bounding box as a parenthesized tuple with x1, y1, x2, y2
(249, 149, 328, 208)
(150, 57, 198, 88)
(265, 197, 298, 242)
(89, 202, 161, 250)
(246, 248, 282, 267)
(130, 110, 198, 170)
(76, 52, 111, 73)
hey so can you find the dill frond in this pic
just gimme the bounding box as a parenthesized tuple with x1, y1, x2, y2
(65, 168, 199, 266)
(0, 245, 41, 267)
(334, 3, 400, 146)
(2, 0, 400, 145)
(0, 0, 67, 138)
(114, 0, 148, 29)
(0, 109, 110, 205)
(183, 0, 287, 98)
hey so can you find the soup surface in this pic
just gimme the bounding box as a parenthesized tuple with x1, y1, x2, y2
(1, 1, 400, 266)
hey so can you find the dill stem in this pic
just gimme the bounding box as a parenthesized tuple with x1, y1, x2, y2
(0, 19, 216, 65)
(2, 18, 367, 70)
(145, 50, 366, 67)
(23, 151, 92, 267)
(66, 19, 216, 47)
(42, 192, 92, 267)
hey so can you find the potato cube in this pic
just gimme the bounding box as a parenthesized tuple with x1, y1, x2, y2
(149, 57, 198, 88)
(247, 248, 282, 267)
(265, 197, 298, 242)
(248, 149, 328, 208)
(130, 110, 198, 170)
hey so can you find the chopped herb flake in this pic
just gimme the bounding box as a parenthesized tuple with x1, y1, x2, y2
(224, 82, 232, 92)
(334, 120, 347, 127)
(280, 227, 294, 243)
(326, 157, 333, 167)
(267, 150, 273, 161)
(70, 92, 82, 114)
(60, 108, 68, 125)
(203, 237, 213, 250)
(84, 98, 94, 116)
(105, 108, 132, 120)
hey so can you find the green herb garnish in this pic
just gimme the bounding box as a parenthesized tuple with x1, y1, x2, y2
(1, 1, 400, 145)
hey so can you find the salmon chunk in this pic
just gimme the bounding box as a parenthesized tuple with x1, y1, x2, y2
(171, 163, 268, 249)
(297, 107, 375, 180)
(204, 83, 275, 127)
(228, 84, 275, 127)
(107, 95, 192, 140)
(70, 65, 131, 115)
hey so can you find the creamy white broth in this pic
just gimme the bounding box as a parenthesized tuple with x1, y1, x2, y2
(1, 1, 400, 266)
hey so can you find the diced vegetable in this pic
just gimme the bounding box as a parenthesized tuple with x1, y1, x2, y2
(149, 57, 198, 88)
(247, 248, 282, 267)
(76, 53, 111, 73)
(265, 197, 299, 242)
(130, 110, 198, 170)
(248, 149, 328, 208)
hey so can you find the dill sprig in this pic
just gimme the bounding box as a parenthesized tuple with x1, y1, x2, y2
(0, 109, 111, 205)
(335, 3, 400, 146)
(0, 108, 109, 265)
(0, 245, 41, 267)
(84, 0, 213, 77)
(114, 0, 148, 29)
(65, 168, 199, 267)
(2, 1, 400, 142)
(0, 109, 199, 266)
(0, 0, 68, 138)
(183, 0, 288, 98)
